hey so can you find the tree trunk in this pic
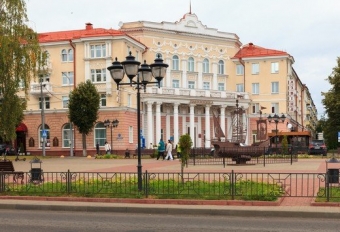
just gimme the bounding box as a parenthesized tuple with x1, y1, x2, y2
(82, 133, 87, 156)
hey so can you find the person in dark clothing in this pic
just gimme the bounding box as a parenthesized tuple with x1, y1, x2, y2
(96, 142, 100, 155)
(157, 139, 165, 160)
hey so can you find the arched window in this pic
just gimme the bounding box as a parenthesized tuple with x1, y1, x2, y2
(62, 123, 74, 148)
(39, 124, 50, 148)
(68, 49, 74, 62)
(203, 58, 209, 73)
(94, 122, 106, 146)
(61, 49, 67, 62)
(218, 60, 224, 74)
(188, 57, 194, 72)
(172, 55, 179, 70)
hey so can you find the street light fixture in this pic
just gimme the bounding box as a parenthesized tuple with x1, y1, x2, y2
(234, 99, 245, 143)
(103, 119, 119, 153)
(107, 52, 168, 191)
(267, 113, 286, 153)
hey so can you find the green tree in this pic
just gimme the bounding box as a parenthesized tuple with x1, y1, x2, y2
(322, 57, 340, 149)
(0, 0, 41, 141)
(179, 134, 193, 175)
(68, 80, 100, 156)
(281, 135, 288, 155)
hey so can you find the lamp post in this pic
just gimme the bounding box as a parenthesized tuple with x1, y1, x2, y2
(234, 99, 245, 143)
(267, 113, 286, 152)
(40, 75, 46, 157)
(107, 52, 168, 191)
(103, 119, 119, 152)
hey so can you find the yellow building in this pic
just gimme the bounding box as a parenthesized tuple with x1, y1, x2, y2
(18, 12, 317, 156)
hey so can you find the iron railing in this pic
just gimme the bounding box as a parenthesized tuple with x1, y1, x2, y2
(1, 170, 339, 201)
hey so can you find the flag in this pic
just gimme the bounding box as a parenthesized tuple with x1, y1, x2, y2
(260, 106, 267, 110)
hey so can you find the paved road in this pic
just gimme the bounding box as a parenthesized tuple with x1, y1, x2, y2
(1, 209, 340, 232)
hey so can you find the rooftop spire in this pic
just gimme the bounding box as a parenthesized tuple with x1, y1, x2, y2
(189, 0, 192, 14)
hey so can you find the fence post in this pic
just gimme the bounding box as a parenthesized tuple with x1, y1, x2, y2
(231, 170, 235, 200)
(0, 172, 4, 193)
(145, 170, 148, 198)
(193, 149, 196, 166)
(326, 170, 330, 202)
(263, 148, 266, 167)
(67, 169, 71, 194)
(223, 157, 225, 168)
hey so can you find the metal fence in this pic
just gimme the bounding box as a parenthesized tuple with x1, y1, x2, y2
(1, 170, 339, 201)
(189, 147, 298, 167)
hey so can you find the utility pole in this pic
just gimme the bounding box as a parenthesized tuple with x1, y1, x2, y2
(40, 77, 46, 156)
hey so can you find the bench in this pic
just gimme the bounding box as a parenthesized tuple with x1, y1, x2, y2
(232, 155, 251, 165)
(0, 160, 24, 183)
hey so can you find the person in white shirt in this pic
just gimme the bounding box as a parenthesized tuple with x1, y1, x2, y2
(104, 141, 111, 154)
(164, 140, 173, 161)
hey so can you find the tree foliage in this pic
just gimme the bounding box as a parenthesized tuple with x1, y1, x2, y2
(321, 57, 340, 149)
(0, 0, 41, 141)
(179, 134, 193, 174)
(68, 80, 100, 156)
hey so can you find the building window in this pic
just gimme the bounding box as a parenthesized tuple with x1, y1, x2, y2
(129, 126, 133, 143)
(94, 122, 106, 146)
(90, 44, 106, 58)
(218, 60, 224, 74)
(172, 79, 180, 88)
(271, 62, 279, 73)
(100, 93, 106, 107)
(91, 69, 106, 83)
(62, 72, 74, 85)
(39, 124, 50, 148)
(218, 83, 225, 91)
(188, 57, 194, 72)
(188, 81, 195, 89)
(271, 82, 279, 93)
(236, 64, 244, 75)
(252, 63, 259, 75)
(39, 97, 50, 109)
(202, 58, 209, 73)
(252, 83, 259, 94)
(62, 123, 74, 148)
(62, 96, 69, 108)
(68, 49, 73, 62)
(236, 84, 244, 92)
(172, 55, 179, 70)
(252, 103, 259, 114)
(271, 103, 279, 114)
(203, 82, 210, 90)
(61, 49, 67, 62)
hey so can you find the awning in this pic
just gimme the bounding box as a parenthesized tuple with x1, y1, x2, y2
(267, 131, 311, 137)
(16, 123, 28, 132)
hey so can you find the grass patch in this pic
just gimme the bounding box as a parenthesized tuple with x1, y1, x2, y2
(1, 178, 283, 201)
(315, 187, 340, 202)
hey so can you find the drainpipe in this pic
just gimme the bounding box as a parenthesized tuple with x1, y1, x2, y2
(69, 40, 76, 156)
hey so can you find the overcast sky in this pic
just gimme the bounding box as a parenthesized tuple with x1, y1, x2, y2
(25, 0, 340, 118)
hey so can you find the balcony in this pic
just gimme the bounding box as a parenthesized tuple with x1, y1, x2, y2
(30, 82, 53, 96)
(147, 87, 249, 100)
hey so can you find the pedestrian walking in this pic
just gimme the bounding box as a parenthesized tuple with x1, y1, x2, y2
(157, 139, 165, 160)
(104, 141, 111, 154)
(96, 142, 100, 155)
(164, 140, 173, 160)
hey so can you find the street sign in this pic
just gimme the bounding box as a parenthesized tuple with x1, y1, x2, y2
(42, 130, 47, 138)
(338, 132, 340, 142)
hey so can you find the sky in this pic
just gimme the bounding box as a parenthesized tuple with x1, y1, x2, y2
(24, 0, 340, 118)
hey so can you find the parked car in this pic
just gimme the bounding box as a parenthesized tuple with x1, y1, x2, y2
(0, 144, 17, 156)
(308, 140, 327, 156)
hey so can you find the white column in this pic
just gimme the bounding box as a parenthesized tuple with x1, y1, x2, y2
(190, 104, 195, 147)
(156, 102, 161, 143)
(220, 106, 226, 135)
(205, 105, 211, 148)
(166, 107, 171, 141)
(197, 109, 202, 147)
(173, 103, 179, 145)
(227, 112, 232, 142)
(147, 102, 153, 145)
(182, 107, 186, 135)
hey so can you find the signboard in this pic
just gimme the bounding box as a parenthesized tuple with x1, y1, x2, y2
(338, 132, 340, 142)
(42, 130, 47, 138)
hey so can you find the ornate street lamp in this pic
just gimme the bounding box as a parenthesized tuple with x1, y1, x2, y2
(267, 113, 286, 153)
(103, 119, 119, 153)
(107, 52, 168, 191)
(234, 99, 245, 143)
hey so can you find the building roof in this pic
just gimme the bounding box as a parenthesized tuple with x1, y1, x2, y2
(233, 42, 289, 59)
(38, 23, 126, 43)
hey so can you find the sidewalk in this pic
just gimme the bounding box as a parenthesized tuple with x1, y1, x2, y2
(1, 156, 339, 218)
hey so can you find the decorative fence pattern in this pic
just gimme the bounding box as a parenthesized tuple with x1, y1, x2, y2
(1, 170, 339, 201)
